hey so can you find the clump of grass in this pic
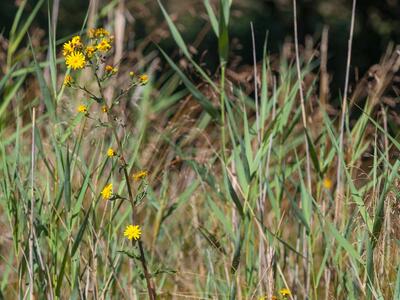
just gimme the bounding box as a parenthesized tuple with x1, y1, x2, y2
(0, 0, 399, 299)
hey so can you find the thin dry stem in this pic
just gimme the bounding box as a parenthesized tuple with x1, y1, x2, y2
(336, 0, 357, 221)
(320, 26, 329, 105)
(292, 0, 312, 295)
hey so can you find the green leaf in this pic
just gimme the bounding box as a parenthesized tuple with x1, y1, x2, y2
(231, 231, 242, 274)
(29, 36, 57, 122)
(8, 0, 45, 63)
(55, 244, 69, 297)
(158, 46, 220, 120)
(394, 265, 400, 300)
(218, 0, 229, 63)
(203, 0, 219, 37)
(71, 205, 91, 257)
(326, 220, 363, 264)
(158, 0, 190, 57)
(198, 225, 226, 255)
(158, 0, 218, 91)
(223, 170, 244, 218)
(305, 130, 321, 176)
(64, 147, 71, 211)
(0, 75, 26, 119)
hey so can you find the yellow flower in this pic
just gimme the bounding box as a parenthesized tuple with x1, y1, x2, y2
(102, 105, 108, 113)
(101, 183, 113, 200)
(107, 148, 116, 157)
(129, 71, 135, 77)
(62, 41, 74, 56)
(279, 288, 291, 297)
(88, 28, 97, 38)
(138, 74, 149, 85)
(258, 297, 277, 300)
(124, 224, 141, 240)
(71, 35, 82, 48)
(77, 105, 87, 113)
(96, 38, 112, 52)
(66, 52, 86, 70)
(105, 65, 118, 74)
(95, 28, 110, 37)
(85, 45, 96, 58)
(63, 75, 73, 87)
(133, 170, 148, 182)
(323, 178, 332, 189)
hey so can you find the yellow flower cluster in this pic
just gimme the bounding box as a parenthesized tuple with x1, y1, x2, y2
(124, 225, 141, 240)
(62, 29, 113, 71)
(97, 38, 112, 52)
(88, 28, 113, 53)
(63, 35, 86, 70)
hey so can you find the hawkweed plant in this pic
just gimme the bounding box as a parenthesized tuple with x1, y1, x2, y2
(62, 28, 156, 299)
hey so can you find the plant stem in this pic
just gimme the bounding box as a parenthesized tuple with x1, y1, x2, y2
(220, 63, 227, 163)
(29, 107, 36, 299)
(336, 0, 357, 223)
(94, 69, 156, 299)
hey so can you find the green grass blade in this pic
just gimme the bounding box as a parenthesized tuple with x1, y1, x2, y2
(158, 47, 220, 120)
(203, 0, 219, 37)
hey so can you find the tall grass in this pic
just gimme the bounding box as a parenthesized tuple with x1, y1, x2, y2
(0, 0, 399, 299)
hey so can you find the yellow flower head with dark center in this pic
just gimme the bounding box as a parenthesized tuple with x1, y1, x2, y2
(124, 225, 141, 240)
(133, 170, 148, 182)
(85, 45, 96, 58)
(95, 28, 110, 37)
(63, 75, 73, 87)
(63, 41, 74, 56)
(138, 74, 149, 85)
(279, 288, 291, 297)
(96, 38, 112, 52)
(77, 105, 87, 113)
(101, 183, 113, 200)
(323, 178, 332, 189)
(71, 35, 82, 48)
(107, 148, 116, 157)
(102, 105, 108, 113)
(66, 52, 86, 70)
